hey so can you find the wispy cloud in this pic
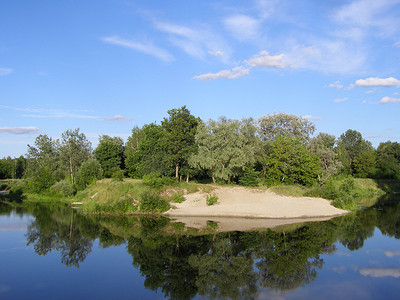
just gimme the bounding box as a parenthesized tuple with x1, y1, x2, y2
(360, 267, 400, 278)
(101, 36, 174, 62)
(193, 66, 249, 81)
(329, 81, 343, 89)
(355, 77, 400, 87)
(384, 250, 400, 257)
(334, 97, 349, 103)
(302, 115, 322, 120)
(223, 14, 261, 41)
(208, 50, 224, 56)
(0, 127, 39, 135)
(1, 106, 133, 121)
(245, 51, 292, 69)
(380, 96, 400, 104)
(0, 67, 13, 76)
(155, 21, 231, 62)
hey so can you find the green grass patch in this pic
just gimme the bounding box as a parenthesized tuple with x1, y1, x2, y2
(269, 184, 308, 197)
(206, 194, 218, 206)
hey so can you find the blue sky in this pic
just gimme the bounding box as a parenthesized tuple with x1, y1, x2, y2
(1, 0, 400, 158)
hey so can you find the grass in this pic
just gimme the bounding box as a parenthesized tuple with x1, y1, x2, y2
(206, 194, 218, 206)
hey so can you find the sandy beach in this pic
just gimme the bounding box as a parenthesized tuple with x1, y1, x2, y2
(164, 186, 348, 231)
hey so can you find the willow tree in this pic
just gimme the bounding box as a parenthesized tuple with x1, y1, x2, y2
(189, 117, 257, 183)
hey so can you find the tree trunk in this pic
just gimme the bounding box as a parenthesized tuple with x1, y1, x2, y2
(186, 174, 189, 183)
(211, 175, 216, 183)
(69, 157, 74, 183)
(175, 164, 179, 178)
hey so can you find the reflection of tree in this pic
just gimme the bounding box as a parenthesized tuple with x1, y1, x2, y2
(25, 204, 93, 268)
(375, 197, 400, 238)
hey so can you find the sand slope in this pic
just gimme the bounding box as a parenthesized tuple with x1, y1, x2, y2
(164, 186, 348, 219)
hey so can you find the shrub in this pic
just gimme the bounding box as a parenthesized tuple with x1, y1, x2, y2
(27, 167, 56, 193)
(75, 159, 103, 191)
(111, 168, 125, 182)
(142, 173, 177, 188)
(206, 194, 218, 206)
(239, 167, 261, 187)
(51, 180, 75, 197)
(139, 192, 170, 213)
(170, 194, 185, 203)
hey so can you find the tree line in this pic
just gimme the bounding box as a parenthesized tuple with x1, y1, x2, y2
(1, 106, 399, 194)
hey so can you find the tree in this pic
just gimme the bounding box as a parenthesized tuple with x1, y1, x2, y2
(59, 129, 92, 183)
(27, 134, 60, 178)
(189, 117, 257, 183)
(125, 126, 145, 158)
(309, 133, 342, 181)
(337, 129, 374, 175)
(258, 112, 316, 143)
(75, 159, 103, 191)
(265, 136, 321, 186)
(94, 135, 124, 177)
(161, 106, 200, 181)
(376, 141, 400, 179)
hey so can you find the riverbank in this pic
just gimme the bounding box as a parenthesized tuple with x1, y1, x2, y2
(164, 186, 349, 219)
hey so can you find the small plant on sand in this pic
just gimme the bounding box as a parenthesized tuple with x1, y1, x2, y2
(206, 194, 218, 206)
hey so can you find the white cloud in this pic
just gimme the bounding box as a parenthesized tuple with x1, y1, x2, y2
(0, 68, 13, 76)
(365, 90, 375, 94)
(384, 250, 400, 257)
(208, 50, 224, 56)
(223, 14, 261, 41)
(380, 96, 400, 104)
(155, 22, 231, 62)
(355, 77, 400, 87)
(0, 127, 39, 135)
(193, 66, 249, 81)
(394, 41, 400, 48)
(302, 115, 322, 120)
(329, 81, 343, 89)
(101, 115, 134, 121)
(360, 267, 400, 278)
(245, 50, 292, 69)
(101, 36, 174, 62)
(334, 97, 349, 103)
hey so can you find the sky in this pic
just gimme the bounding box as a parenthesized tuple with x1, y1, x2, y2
(1, 0, 400, 158)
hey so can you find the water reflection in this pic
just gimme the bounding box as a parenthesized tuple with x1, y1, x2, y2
(3, 195, 399, 299)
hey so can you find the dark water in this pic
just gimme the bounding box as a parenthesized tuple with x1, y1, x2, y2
(1, 197, 400, 300)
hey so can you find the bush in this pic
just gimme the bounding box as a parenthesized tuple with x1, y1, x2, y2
(27, 167, 56, 193)
(239, 167, 260, 187)
(111, 168, 125, 182)
(170, 194, 185, 203)
(206, 194, 218, 206)
(142, 173, 177, 188)
(139, 192, 170, 213)
(51, 180, 75, 197)
(75, 159, 103, 191)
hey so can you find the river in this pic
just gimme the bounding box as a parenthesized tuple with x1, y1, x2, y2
(0, 196, 399, 299)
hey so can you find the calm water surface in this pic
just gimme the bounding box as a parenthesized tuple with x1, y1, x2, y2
(0, 198, 400, 300)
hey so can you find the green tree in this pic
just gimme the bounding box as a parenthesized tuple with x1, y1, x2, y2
(266, 136, 321, 186)
(337, 129, 374, 175)
(75, 159, 103, 191)
(258, 112, 316, 143)
(94, 135, 124, 177)
(27, 134, 60, 178)
(376, 141, 400, 179)
(189, 117, 257, 183)
(59, 129, 92, 183)
(161, 106, 200, 181)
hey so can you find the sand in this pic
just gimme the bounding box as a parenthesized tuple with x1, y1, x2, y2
(163, 186, 348, 231)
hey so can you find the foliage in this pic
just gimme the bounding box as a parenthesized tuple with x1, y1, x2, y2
(258, 112, 316, 143)
(94, 135, 125, 177)
(239, 167, 261, 187)
(111, 168, 125, 181)
(27, 166, 56, 193)
(375, 141, 400, 179)
(139, 192, 170, 213)
(161, 105, 200, 179)
(142, 173, 177, 188)
(51, 179, 75, 197)
(206, 194, 218, 206)
(189, 117, 257, 183)
(74, 159, 103, 191)
(353, 151, 376, 178)
(170, 193, 185, 203)
(265, 136, 321, 186)
(59, 128, 92, 183)
(309, 133, 342, 181)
